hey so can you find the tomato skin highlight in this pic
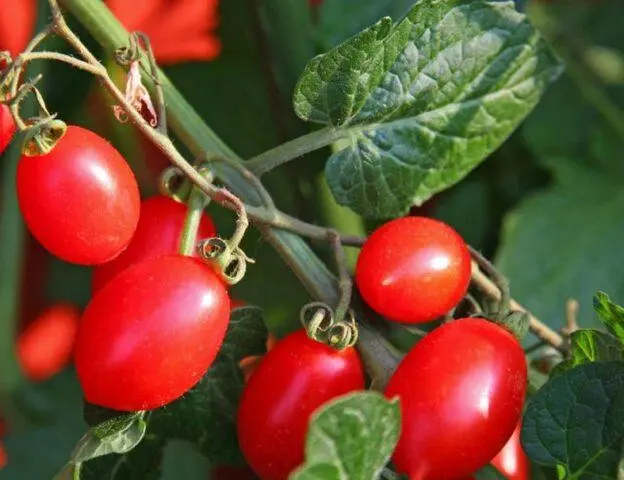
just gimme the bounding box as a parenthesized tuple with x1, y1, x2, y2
(17, 126, 140, 265)
(355, 216, 471, 324)
(17, 303, 80, 381)
(237, 330, 365, 480)
(0, 104, 15, 154)
(92, 195, 216, 292)
(75, 254, 230, 411)
(491, 421, 530, 480)
(385, 318, 527, 480)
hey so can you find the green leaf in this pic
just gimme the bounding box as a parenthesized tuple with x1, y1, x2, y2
(77, 307, 268, 477)
(83, 404, 143, 440)
(291, 391, 401, 480)
(294, 16, 401, 126)
(496, 164, 624, 344)
(593, 292, 624, 344)
(553, 329, 624, 376)
(297, 0, 563, 218)
(160, 440, 211, 480)
(522, 361, 624, 479)
(71, 415, 147, 464)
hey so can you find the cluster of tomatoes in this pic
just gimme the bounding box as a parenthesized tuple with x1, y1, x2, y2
(1, 108, 530, 479)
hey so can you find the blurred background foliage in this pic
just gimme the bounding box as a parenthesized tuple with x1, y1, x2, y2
(0, 0, 622, 478)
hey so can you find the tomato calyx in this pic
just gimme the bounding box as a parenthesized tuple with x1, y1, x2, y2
(196, 236, 252, 285)
(159, 166, 193, 203)
(300, 302, 359, 350)
(22, 118, 67, 156)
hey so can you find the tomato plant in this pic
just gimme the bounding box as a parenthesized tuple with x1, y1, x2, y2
(16, 125, 140, 265)
(356, 216, 471, 324)
(75, 254, 230, 411)
(0, 104, 15, 154)
(385, 318, 527, 479)
(237, 329, 365, 479)
(92, 194, 216, 292)
(17, 303, 80, 381)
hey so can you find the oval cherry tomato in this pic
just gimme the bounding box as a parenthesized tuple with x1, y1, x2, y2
(92, 195, 216, 292)
(491, 421, 530, 480)
(237, 330, 365, 480)
(0, 104, 15, 154)
(17, 303, 80, 381)
(75, 254, 230, 411)
(356, 216, 471, 324)
(385, 318, 527, 480)
(17, 125, 140, 265)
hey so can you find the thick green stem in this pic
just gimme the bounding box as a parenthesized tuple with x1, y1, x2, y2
(179, 186, 209, 256)
(246, 126, 347, 176)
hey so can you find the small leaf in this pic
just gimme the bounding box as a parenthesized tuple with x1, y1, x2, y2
(522, 361, 624, 479)
(298, 0, 563, 218)
(593, 292, 624, 344)
(553, 329, 624, 376)
(83, 403, 143, 440)
(72, 414, 147, 464)
(291, 391, 401, 480)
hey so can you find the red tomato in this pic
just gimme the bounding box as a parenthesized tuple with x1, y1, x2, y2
(17, 303, 80, 381)
(0, 104, 15, 154)
(211, 465, 256, 479)
(237, 330, 365, 480)
(385, 318, 527, 480)
(75, 254, 230, 411)
(92, 195, 216, 292)
(491, 421, 530, 480)
(17, 125, 140, 265)
(356, 216, 471, 324)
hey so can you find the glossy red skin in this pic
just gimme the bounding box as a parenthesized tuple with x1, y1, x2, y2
(92, 195, 216, 292)
(75, 254, 230, 411)
(17, 303, 80, 381)
(491, 421, 530, 480)
(385, 318, 527, 480)
(17, 126, 140, 265)
(356, 217, 471, 324)
(0, 104, 15, 154)
(237, 330, 365, 480)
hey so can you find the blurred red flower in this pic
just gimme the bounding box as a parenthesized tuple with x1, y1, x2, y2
(0, 0, 221, 64)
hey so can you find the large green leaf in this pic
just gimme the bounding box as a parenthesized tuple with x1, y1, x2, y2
(75, 307, 268, 478)
(291, 391, 401, 480)
(496, 162, 624, 341)
(522, 361, 624, 479)
(295, 0, 563, 218)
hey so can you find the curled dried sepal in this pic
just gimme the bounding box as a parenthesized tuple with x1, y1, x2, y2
(496, 310, 530, 341)
(158, 166, 191, 203)
(21, 118, 67, 156)
(196, 237, 253, 286)
(112, 61, 157, 127)
(300, 303, 359, 350)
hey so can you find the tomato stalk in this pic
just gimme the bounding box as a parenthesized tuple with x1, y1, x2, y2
(179, 171, 213, 257)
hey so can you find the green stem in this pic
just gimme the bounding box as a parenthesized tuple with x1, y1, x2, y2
(246, 126, 348, 176)
(179, 186, 209, 256)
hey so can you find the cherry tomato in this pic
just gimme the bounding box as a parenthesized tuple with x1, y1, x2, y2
(0, 104, 15, 154)
(17, 125, 140, 265)
(491, 421, 530, 480)
(237, 330, 365, 480)
(385, 318, 527, 480)
(17, 303, 80, 381)
(92, 195, 216, 292)
(75, 254, 230, 411)
(356, 216, 471, 324)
